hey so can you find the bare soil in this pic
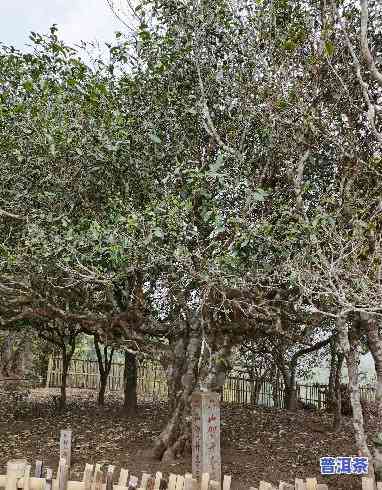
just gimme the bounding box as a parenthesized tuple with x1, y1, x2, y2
(0, 388, 381, 490)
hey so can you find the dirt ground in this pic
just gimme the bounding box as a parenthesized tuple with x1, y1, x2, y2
(0, 388, 381, 490)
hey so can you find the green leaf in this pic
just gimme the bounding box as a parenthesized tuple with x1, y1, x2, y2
(22, 80, 34, 92)
(324, 41, 334, 57)
(149, 133, 162, 144)
(209, 153, 224, 172)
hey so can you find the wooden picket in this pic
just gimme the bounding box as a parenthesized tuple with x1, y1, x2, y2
(1, 460, 381, 490)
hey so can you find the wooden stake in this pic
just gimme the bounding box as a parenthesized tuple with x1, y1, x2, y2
(278, 483, 294, 490)
(23, 465, 31, 490)
(34, 462, 43, 479)
(222, 475, 231, 490)
(305, 478, 317, 490)
(200, 473, 209, 490)
(209, 481, 219, 490)
(6, 460, 27, 490)
(59, 431, 72, 474)
(175, 476, 184, 490)
(259, 482, 271, 490)
(92, 468, 103, 490)
(362, 478, 376, 490)
(106, 466, 115, 490)
(45, 469, 53, 490)
(295, 479, 306, 490)
(58, 459, 69, 490)
(128, 476, 139, 490)
(184, 475, 193, 490)
(167, 475, 177, 490)
(118, 470, 129, 487)
(140, 474, 151, 490)
(83, 464, 94, 490)
(153, 472, 162, 490)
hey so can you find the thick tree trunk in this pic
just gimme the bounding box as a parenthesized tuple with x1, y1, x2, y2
(123, 350, 137, 416)
(152, 318, 201, 462)
(152, 316, 232, 463)
(337, 314, 375, 480)
(0, 331, 25, 380)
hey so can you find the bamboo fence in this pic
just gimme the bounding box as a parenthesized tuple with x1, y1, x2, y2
(45, 357, 377, 409)
(3, 459, 381, 490)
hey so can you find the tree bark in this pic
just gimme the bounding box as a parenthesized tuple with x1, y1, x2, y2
(363, 313, 382, 417)
(60, 349, 69, 410)
(337, 314, 375, 480)
(0, 331, 25, 380)
(327, 335, 337, 412)
(153, 315, 233, 463)
(94, 335, 114, 406)
(123, 350, 137, 416)
(333, 352, 344, 431)
(152, 316, 201, 462)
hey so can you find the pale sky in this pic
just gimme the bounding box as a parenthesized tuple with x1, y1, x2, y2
(1, 0, 126, 56)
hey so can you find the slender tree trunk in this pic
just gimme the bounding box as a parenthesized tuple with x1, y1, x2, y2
(337, 314, 375, 480)
(94, 335, 114, 406)
(123, 350, 137, 416)
(60, 349, 69, 410)
(98, 373, 107, 405)
(327, 336, 337, 413)
(333, 353, 344, 431)
(363, 314, 382, 417)
(283, 369, 297, 410)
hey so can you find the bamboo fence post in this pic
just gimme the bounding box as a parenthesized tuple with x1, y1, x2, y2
(128, 475, 138, 490)
(183, 475, 193, 490)
(209, 481, 219, 490)
(34, 462, 43, 479)
(118, 470, 129, 487)
(167, 475, 177, 490)
(295, 479, 306, 490)
(92, 467, 103, 490)
(106, 466, 115, 490)
(278, 483, 294, 490)
(45, 469, 53, 490)
(6, 460, 27, 490)
(140, 473, 151, 490)
(258, 482, 271, 490)
(222, 475, 231, 490)
(362, 477, 377, 490)
(305, 478, 317, 490)
(46, 356, 53, 389)
(83, 464, 94, 490)
(22, 464, 31, 490)
(153, 472, 162, 490)
(57, 458, 68, 490)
